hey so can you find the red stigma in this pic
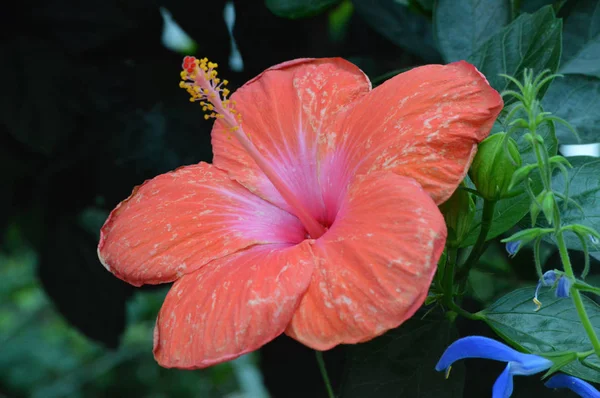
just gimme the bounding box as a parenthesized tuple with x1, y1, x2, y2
(182, 56, 197, 73)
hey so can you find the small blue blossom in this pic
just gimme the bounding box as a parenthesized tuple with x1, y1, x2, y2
(505, 240, 521, 257)
(556, 277, 571, 298)
(534, 270, 558, 310)
(545, 374, 600, 398)
(436, 336, 552, 398)
(533, 271, 571, 310)
(591, 234, 599, 245)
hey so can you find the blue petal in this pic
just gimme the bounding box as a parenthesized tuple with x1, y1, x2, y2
(435, 336, 552, 374)
(542, 270, 558, 286)
(545, 374, 600, 398)
(493, 364, 515, 398)
(506, 241, 521, 257)
(556, 277, 571, 298)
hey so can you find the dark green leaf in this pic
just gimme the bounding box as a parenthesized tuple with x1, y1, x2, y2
(560, 0, 600, 78)
(467, 6, 562, 100)
(551, 156, 600, 252)
(542, 74, 600, 144)
(352, 0, 442, 62)
(461, 118, 558, 247)
(265, 0, 341, 18)
(483, 286, 600, 383)
(519, 0, 556, 14)
(341, 313, 464, 397)
(38, 215, 133, 348)
(434, 0, 510, 62)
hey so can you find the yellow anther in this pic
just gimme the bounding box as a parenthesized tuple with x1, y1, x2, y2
(445, 366, 452, 379)
(533, 297, 542, 311)
(180, 56, 239, 128)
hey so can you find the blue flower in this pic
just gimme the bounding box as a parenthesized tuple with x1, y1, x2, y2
(436, 336, 552, 398)
(505, 241, 521, 257)
(556, 277, 571, 298)
(533, 270, 571, 310)
(545, 374, 600, 398)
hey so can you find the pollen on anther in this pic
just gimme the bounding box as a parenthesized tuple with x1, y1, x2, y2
(178, 55, 241, 131)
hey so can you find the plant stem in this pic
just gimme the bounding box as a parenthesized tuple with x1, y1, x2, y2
(556, 232, 600, 357)
(315, 350, 335, 398)
(457, 199, 496, 280)
(441, 248, 482, 320)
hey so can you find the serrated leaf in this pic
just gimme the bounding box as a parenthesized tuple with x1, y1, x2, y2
(467, 6, 562, 100)
(542, 74, 600, 144)
(265, 0, 341, 18)
(341, 313, 464, 397)
(560, 0, 600, 78)
(434, 0, 510, 62)
(482, 286, 600, 383)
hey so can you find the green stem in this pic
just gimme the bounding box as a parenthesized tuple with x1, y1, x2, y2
(447, 300, 484, 321)
(315, 350, 335, 398)
(556, 232, 600, 357)
(457, 199, 496, 280)
(574, 282, 600, 296)
(442, 248, 482, 320)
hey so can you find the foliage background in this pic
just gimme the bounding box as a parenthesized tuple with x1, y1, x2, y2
(1, 0, 599, 397)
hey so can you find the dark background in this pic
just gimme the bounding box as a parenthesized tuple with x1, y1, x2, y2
(0, 1, 589, 397)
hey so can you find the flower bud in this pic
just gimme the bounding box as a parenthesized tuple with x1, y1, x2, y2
(469, 133, 522, 201)
(439, 185, 475, 248)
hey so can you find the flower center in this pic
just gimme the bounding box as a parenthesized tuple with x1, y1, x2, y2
(179, 56, 327, 239)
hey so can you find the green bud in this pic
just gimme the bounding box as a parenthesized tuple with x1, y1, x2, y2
(439, 185, 475, 247)
(469, 133, 522, 201)
(541, 191, 555, 225)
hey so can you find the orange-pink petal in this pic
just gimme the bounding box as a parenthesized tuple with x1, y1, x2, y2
(338, 61, 503, 204)
(285, 172, 446, 349)
(98, 162, 304, 286)
(153, 243, 314, 369)
(211, 58, 371, 222)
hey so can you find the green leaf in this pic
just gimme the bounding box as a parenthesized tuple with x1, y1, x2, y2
(461, 118, 558, 247)
(264, 0, 341, 18)
(551, 156, 600, 252)
(352, 0, 441, 62)
(519, 0, 555, 14)
(467, 6, 562, 100)
(542, 74, 600, 144)
(341, 313, 464, 397)
(434, 0, 510, 62)
(560, 0, 600, 78)
(482, 286, 600, 383)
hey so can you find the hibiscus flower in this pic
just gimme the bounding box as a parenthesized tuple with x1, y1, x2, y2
(97, 57, 502, 368)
